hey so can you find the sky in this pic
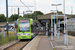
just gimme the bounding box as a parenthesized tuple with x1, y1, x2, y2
(0, 0, 75, 17)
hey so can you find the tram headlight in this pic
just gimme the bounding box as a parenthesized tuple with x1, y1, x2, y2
(18, 34, 21, 36)
(31, 33, 33, 35)
(28, 34, 30, 36)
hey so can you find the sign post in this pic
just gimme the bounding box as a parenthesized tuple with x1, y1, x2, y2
(54, 24, 57, 37)
(52, 16, 57, 37)
(59, 20, 60, 35)
(46, 22, 48, 36)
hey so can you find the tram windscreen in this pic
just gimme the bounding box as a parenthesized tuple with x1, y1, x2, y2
(19, 19, 30, 32)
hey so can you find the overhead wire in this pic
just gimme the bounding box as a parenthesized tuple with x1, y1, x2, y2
(20, 0, 30, 10)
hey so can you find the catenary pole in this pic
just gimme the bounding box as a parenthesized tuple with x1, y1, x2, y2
(71, 6, 73, 31)
(66, 16, 68, 46)
(23, 11, 24, 17)
(6, 0, 9, 37)
(18, 8, 19, 19)
(54, 11, 56, 37)
(51, 10, 57, 37)
(51, 4, 61, 39)
(56, 6, 59, 39)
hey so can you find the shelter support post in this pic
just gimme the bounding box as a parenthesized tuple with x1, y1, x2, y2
(51, 16, 53, 40)
(46, 22, 48, 36)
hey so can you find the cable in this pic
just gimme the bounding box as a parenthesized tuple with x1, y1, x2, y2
(20, 0, 30, 10)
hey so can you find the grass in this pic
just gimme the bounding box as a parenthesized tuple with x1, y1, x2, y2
(53, 48, 56, 50)
(0, 34, 17, 46)
(38, 30, 39, 33)
(68, 33, 71, 36)
(49, 39, 56, 50)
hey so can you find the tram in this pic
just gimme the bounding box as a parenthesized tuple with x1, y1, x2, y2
(17, 18, 34, 39)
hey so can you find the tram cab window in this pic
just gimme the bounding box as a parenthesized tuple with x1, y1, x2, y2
(19, 22, 30, 32)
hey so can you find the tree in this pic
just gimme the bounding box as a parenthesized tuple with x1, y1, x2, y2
(24, 11, 44, 20)
(72, 15, 75, 18)
(9, 14, 22, 22)
(0, 14, 6, 22)
(24, 14, 35, 19)
(57, 11, 63, 14)
(33, 11, 44, 15)
(33, 11, 44, 19)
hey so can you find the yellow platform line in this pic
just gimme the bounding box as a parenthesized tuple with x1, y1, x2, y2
(68, 35, 75, 39)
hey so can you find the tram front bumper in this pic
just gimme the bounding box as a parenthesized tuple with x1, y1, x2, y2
(18, 35, 31, 39)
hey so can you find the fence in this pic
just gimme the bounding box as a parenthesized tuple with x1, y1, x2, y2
(0, 29, 17, 37)
(0, 32, 6, 37)
(0, 29, 17, 46)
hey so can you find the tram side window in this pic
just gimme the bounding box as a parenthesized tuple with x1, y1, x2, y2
(31, 25, 33, 32)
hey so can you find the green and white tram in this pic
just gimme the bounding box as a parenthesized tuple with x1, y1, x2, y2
(17, 18, 34, 39)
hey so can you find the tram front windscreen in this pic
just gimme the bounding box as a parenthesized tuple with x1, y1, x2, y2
(19, 19, 30, 32)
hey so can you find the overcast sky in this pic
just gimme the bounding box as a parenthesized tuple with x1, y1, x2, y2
(0, 0, 75, 17)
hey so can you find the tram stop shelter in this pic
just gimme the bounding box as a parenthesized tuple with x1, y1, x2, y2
(37, 12, 71, 34)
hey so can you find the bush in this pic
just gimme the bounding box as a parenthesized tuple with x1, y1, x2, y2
(68, 31, 75, 36)
(0, 34, 2, 44)
(0, 35, 17, 46)
(0, 34, 2, 40)
(1, 37, 8, 45)
(68, 33, 71, 35)
(38, 30, 39, 33)
(8, 35, 17, 41)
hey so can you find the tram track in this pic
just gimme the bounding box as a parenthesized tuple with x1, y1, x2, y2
(4, 40, 30, 50)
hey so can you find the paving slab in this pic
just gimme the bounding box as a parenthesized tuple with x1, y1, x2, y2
(23, 35, 53, 50)
(49, 36, 62, 50)
(52, 35, 75, 50)
(37, 36, 53, 50)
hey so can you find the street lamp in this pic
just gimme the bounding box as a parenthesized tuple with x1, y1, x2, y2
(51, 4, 61, 39)
(34, 0, 36, 20)
(51, 10, 57, 25)
(51, 10, 57, 15)
(51, 4, 61, 23)
(63, 0, 66, 45)
(51, 10, 57, 11)
(51, 10, 57, 37)
(26, 10, 32, 12)
(51, 4, 62, 6)
(71, 6, 73, 31)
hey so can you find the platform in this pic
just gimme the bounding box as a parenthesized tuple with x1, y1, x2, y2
(51, 35, 75, 50)
(23, 35, 53, 50)
(23, 32, 75, 50)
